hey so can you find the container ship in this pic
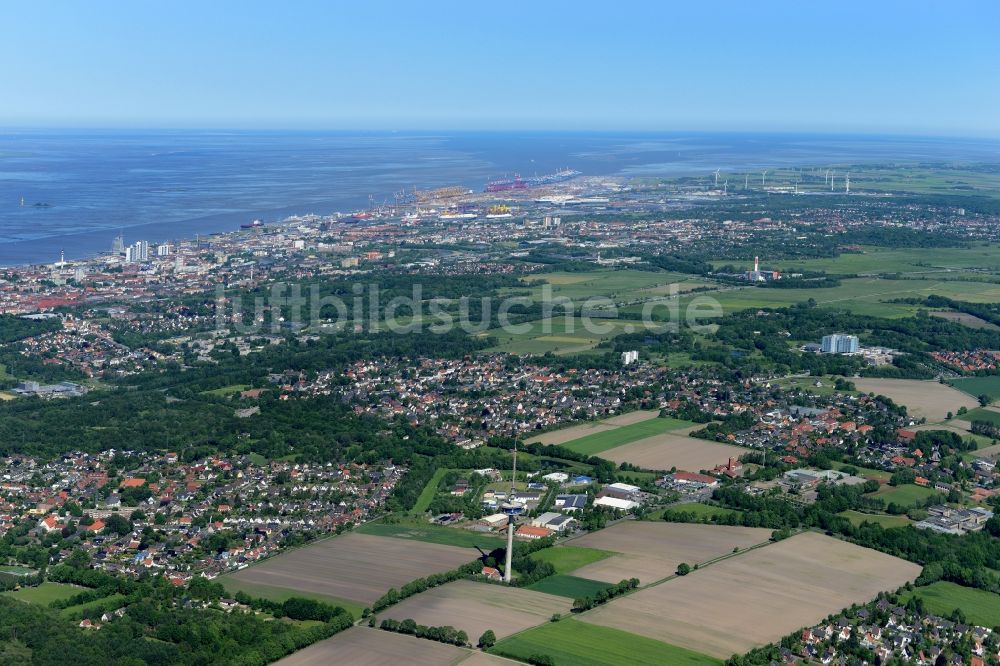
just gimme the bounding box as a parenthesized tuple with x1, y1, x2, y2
(484, 168, 581, 193)
(240, 219, 264, 229)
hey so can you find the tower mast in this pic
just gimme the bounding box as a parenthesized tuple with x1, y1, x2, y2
(502, 439, 524, 584)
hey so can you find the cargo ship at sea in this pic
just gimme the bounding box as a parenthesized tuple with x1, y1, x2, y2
(240, 219, 264, 229)
(484, 168, 581, 193)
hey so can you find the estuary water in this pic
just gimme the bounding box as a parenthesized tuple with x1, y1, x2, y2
(1, 129, 998, 266)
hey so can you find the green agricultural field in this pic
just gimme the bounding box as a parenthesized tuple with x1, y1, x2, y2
(354, 520, 506, 551)
(558, 417, 698, 456)
(218, 577, 365, 619)
(723, 244, 1000, 276)
(838, 510, 911, 529)
(830, 461, 892, 483)
(491, 618, 722, 666)
(875, 484, 939, 508)
(483, 315, 655, 355)
(410, 467, 452, 515)
(662, 502, 744, 521)
(900, 582, 1000, 627)
(773, 375, 855, 397)
(526, 575, 616, 599)
(675, 274, 1000, 318)
(0, 566, 36, 575)
(59, 593, 126, 620)
(513, 269, 712, 302)
(950, 376, 1000, 401)
(530, 546, 614, 574)
(2, 582, 80, 605)
(201, 384, 250, 397)
(961, 407, 1000, 426)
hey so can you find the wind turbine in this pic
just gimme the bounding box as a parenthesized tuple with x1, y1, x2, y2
(830, 171, 835, 192)
(723, 179, 728, 195)
(714, 169, 721, 187)
(501, 439, 524, 584)
(825, 169, 831, 187)
(845, 172, 851, 194)
(744, 173, 749, 190)
(761, 170, 768, 187)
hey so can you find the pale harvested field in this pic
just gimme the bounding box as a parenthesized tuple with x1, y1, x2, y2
(601, 409, 661, 426)
(381, 580, 570, 640)
(571, 522, 772, 584)
(600, 431, 745, 472)
(911, 422, 972, 436)
(227, 533, 474, 605)
(931, 311, 1000, 330)
(854, 378, 978, 422)
(457, 653, 522, 665)
(527, 422, 616, 445)
(526, 409, 658, 445)
(978, 443, 1000, 458)
(275, 627, 470, 666)
(582, 531, 921, 659)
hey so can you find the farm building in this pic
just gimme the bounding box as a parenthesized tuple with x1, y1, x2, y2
(516, 524, 553, 540)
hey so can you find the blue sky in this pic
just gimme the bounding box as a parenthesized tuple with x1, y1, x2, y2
(2, 1, 998, 136)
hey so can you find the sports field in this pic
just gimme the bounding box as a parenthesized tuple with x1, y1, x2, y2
(599, 430, 745, 473)
(900, 581, 1000, 627)
(571, 522, 772, 584)
(2, 582, 80, 605)
(275, 627, 473, 666)
(581, 532, 921, 658)
(379, 580, 570, 640)
(491, 618, 722, 666)
(875, 484, 939, 508)
(225, 532, 477, 605)
(853, 378, 978, 422)
(553, 417, 699, 456)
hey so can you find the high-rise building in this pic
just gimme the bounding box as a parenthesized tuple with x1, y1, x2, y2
(112, 234, 125, 254)
(821, 333, 859, 354)
(621, 350, 639, 365)
(125, 240, 149, 263)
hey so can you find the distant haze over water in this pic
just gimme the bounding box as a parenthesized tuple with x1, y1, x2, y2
(1, 130, 998, 266)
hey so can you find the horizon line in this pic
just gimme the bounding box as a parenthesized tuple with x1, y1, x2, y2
(1, 125, 999, 142)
